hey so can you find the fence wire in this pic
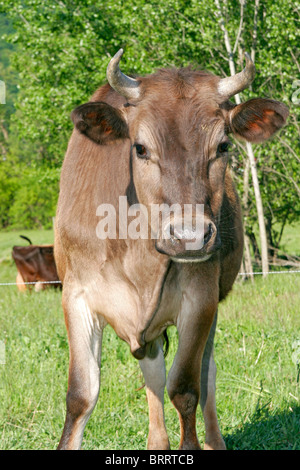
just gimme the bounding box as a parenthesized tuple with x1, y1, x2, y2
(0, 270, 300, 286)
(0, 280, 62, 286)
(238, 270, 300, 276)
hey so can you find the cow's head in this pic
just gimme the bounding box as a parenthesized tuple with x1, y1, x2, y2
(71, 49, 288, 262)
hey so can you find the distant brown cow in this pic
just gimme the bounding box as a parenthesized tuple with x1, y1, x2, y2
(12, 237, 60, 291)
(55, 49, 288, 450)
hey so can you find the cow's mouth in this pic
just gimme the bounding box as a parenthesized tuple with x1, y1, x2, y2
(170, 253, 213, 263)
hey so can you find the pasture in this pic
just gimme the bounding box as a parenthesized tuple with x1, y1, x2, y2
(0, 229, 299, 450)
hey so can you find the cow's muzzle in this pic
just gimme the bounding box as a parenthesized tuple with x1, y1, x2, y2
(155, 217, 219, 262)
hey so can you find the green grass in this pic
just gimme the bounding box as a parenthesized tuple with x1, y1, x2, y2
(0, 229, 299, 450)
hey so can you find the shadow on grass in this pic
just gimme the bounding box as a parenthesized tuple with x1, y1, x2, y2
(224, 405, 300, 450)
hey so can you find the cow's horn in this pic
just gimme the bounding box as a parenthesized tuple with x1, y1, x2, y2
(106, 49, 141, 101)
(218, 53, 256, 99)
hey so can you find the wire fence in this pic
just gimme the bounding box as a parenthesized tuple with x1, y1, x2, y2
(0, 269, 300, 287)
(238, 270, 300, 276)
(0, 280, 62, 286)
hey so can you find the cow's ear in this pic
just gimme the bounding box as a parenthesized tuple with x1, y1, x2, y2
(71, 101, 129, 144)
(228, 98, 289, 143)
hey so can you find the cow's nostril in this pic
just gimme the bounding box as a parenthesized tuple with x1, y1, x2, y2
(204, 223, 213, 244)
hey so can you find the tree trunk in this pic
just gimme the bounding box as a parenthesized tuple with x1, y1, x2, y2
(245, 141, 269, 275)
(214, 0, 269, 276)
(242, 154, 253, 280)
(248, 231, 261, 265)
(244, 234, 254, 281)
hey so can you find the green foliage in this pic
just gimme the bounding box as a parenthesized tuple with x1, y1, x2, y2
(0, 158, 19, 227)
(0, 0, 299, 250)
(0, 14, 18, 126)
(7, 166, 59, 229)
(0, 158, 59, 229)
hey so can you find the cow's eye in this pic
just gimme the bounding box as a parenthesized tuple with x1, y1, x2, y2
(217, 141, 231, 154)
(135, 144, 149, 159)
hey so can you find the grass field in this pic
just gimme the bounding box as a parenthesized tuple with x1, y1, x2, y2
(0, 229, 299, 450)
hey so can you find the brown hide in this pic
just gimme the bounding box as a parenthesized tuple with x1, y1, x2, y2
(55, 72, 245, 352)
(12, 244, 60, 291)
(55, 53, 288, 450)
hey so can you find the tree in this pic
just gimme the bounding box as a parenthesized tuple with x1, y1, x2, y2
(0, 0, 298, 263)
(0, 14, 18, 156)
(214, 0, 269, 276)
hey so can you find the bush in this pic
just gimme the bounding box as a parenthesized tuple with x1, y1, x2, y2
(5, 166, 59, 229)
(0, 158, 19, 227)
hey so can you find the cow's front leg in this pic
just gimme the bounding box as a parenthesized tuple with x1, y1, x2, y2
(139, 336, 170, 450)
(57, 290, 105, 450)
(166, 266, 219, 450)
(200, 311, 226, 450)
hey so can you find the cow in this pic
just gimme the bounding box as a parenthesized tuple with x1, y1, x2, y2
(12, 236, 60, 292)
(54, 49, 288, 450)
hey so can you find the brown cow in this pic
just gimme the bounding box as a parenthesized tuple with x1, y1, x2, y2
(54, 50, 288, 450)
(12, 237, 60, 291)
